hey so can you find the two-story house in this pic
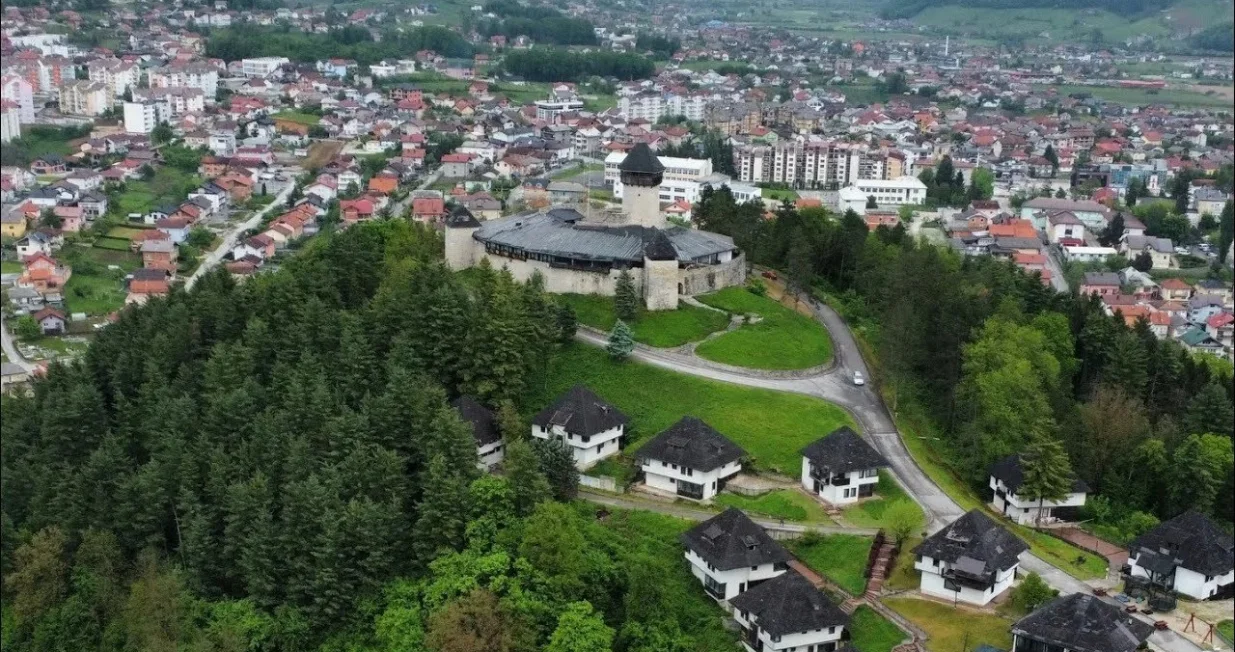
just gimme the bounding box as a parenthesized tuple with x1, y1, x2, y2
(988, 454, 1088, 525)
(1125, 510, 1234, 601)
(531, 385, 628, 470)
(680, 508, 791, 605)
(636, 417, 746, 501)
(730, 571, 851, 652)
(913, 509, 1028, 606)
(1011, 594, 1153, 652)
(451, 395, 505, 470)
(799, 427, 889, 506)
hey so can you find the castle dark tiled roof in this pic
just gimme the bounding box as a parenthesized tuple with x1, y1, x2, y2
(636, 417, 746, 472)
(680, 508, 792, 571)
(800, 427, 889, 475)
(531, 385, 628, 437)
(914, 509, 1027, 574)
(988, 454, 1089, 494)
(729, 571, 849, 638)
(1012, 594, 1153, 652)
(1130, 510, 1234, 577)
(451, 395, 499, 447)
(643, 229, 678, 261)
(445, 204, 481, 228)
(618, 142, 665, 175)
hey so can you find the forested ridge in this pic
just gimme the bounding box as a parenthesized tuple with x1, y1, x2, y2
(696, 187, 1235, 542)
(880, 0, 1167, 19)
(0, 221, 731, 651)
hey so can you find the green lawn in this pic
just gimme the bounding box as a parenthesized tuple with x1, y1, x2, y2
(63, 270, 128, 315)
(1218, 620, 1233, 645)
(93, 237, 132, 251)
(884, 536, 922, 592)
(111, 168, 202, 216)
(272, 110, 322, 126)
(530, 344, 853, 475)
(849, 605, 908, 652)
(1, 260, 21, 274)
(841, 471, 925, 533)
(105, 226, 150, 240)
(713, 490, 833, 524)
(695, 286, 832, 370)
(884, 596, 1014, 652)
(787, 533, 873, 595)
(558, 293, 730, 348)
(760, 187, 799, 201)
(553, 163, 603, 180)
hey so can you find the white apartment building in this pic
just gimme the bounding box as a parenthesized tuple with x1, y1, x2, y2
(148, 63, 219, 104)
(59, 80, 112, 117)
(681, 508, 791, 604)
(1, 74, 35, 123)
(241, 57, 290, 78)
(87, 58, 139, 98)
(737, 142, 887, 189)
(530, 385, 628, 470)
(838, 176, 927, 214)
(534, 98, 585, 120)
(0, 102, 20, 143)
(618, 92, 707, 122)
(134, 87, 205, 116)
(123, 100, 172, 134)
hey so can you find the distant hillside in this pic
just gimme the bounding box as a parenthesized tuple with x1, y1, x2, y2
(881, 0, 1162, 19)
(1191, 21, 1235, 51)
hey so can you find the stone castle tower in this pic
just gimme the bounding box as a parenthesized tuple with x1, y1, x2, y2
(443, 205, 481, 270)
(619, 143, 666, 229)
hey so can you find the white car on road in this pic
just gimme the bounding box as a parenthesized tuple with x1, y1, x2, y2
(852, 371, 865, 386)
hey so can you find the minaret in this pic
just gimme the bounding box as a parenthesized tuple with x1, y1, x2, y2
(619, 142, 666, 229)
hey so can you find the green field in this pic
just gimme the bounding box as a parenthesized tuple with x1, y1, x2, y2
(884, 536, 922, 592)
(849, 605, 908, 652)
(695, 287, 833, 370)
(530, 344, 853, 475)
(1219, 620, 1233, 645)
(93, 237, 132, 251)
(885, 597, 1014, 651)
(760, 187, 799, 201)
(787, 533, 874, 595)
(63, 270, 128, 315)
(1033, 83, 1233, 108)
(1, 261, 21, 274)
(272, 111, 321, 126)
(713, 490, 834, 523)
(553, 163, 603, 180)
(111, 167, 202, 217)
(559, 293, 730, 348)
(840, 471, 926, 532)
(105, 226, 150, 240)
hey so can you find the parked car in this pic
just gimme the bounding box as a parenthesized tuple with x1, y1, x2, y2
(852, 371, 865, 386)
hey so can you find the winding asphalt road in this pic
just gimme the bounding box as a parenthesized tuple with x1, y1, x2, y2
(578, 294, 1201, 652)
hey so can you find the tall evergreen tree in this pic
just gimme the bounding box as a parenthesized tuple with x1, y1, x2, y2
(607, 320, 635, 361)
(1018, 434, 1075, 527)
(614, 269, 639, 322)
(504, 440, 551, 516)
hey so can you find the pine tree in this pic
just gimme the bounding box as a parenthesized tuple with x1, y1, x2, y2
(533, 438, 580, 502)
(224, 472, 280, 608)
(495, 400, 526, 442)
(505, 440, 551, 516)
(555, 303, 578, 345)
(412, 455, 471, 565)
(607, 320, 635, 361)
(1184, 382, 1235, 438)
(614, 269, 639, 322)
(1018, 434, 1075, 527)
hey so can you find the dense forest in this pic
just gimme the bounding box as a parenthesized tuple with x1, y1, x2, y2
(204, 25, 475, 65)
(0, 222, 733, 651)
(1190, 22, 1235, 52)
(694, 187, 1235, 543)
(880, 0, 1166, 19)
(478, 1, 598, 46)
(500, 50, 656, 83)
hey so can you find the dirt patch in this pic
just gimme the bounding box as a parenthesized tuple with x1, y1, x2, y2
(302, 140, 344, 169)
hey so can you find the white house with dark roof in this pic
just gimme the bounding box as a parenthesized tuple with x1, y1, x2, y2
(451, 395, 504, 470)
(913, 509, 1027, 606)
(1125, 510, 1234, 600)
(531, 385, 628, 470)
(988, 454, 1088, 525)
(1011, 593, 1153, 652)
(636, 417, 745, 501)
(799, 427, 889, 506)
(730, 571, 850, 652)
(680, 508, 791, 604)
